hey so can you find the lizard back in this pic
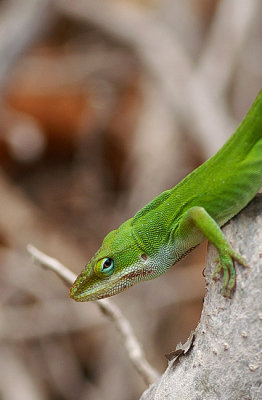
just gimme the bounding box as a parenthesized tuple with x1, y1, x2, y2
(132, 90, 262, 253)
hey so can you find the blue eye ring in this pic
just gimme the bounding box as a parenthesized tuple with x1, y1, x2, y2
(95, 257, 114, 277)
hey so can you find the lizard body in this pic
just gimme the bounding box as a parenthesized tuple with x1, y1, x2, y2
(70, 90, 262, 301)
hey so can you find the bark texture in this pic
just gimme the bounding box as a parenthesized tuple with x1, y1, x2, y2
(141, 195, 262, 400)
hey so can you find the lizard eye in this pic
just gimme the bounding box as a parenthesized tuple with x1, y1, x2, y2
(95, 258, 114, 277)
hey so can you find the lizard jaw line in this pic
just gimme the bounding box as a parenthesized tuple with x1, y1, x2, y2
(70, 266, 153, 301)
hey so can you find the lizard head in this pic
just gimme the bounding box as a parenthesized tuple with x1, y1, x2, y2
(69, 219, 157, 301)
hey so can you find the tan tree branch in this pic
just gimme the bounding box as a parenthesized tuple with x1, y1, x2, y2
(140, 196, 262, 399)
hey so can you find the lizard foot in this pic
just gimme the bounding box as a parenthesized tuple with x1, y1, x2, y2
(212, 248, 248, 298)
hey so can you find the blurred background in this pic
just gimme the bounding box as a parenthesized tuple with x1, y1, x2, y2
(0, 0, 261, 399)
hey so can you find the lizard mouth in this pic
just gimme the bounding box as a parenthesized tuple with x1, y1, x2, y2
(70, 267, 153, 302)
(69, 272, 129, 302)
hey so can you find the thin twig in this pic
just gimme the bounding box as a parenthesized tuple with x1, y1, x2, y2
(27, 244, 76, 287)
(27, 244, 160, 385)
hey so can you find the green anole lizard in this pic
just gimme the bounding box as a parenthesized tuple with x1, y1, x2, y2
(70, 90, 262, 301)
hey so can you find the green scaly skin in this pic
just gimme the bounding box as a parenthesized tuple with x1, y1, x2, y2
(70, 90, 262, 301)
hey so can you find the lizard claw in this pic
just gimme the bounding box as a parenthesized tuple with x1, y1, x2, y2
(212, 247, 248, 298)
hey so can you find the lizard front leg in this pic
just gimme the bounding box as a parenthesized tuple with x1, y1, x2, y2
(172, 206, 247, 297)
